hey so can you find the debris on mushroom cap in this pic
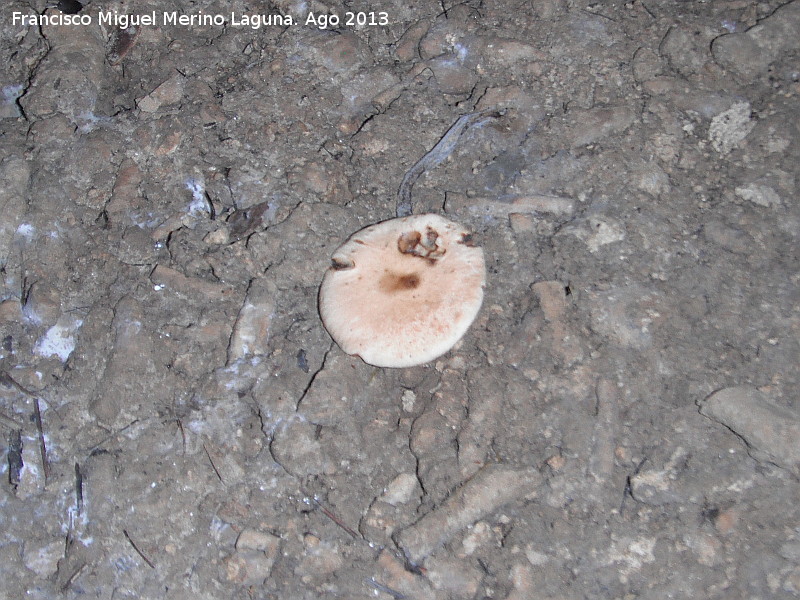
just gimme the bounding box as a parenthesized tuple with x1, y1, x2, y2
(319, 214, 486, 368)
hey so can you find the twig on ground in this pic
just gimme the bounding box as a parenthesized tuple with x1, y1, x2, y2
(397, 108, 505, 217)
(203, 443, 224, 484)
(75, 462, 84, 516)
(310, 496, 361, 539)
(365, 577, 407, 599)
(7, 429, 23, 489)
(33, 397, 50, 484)
(60, 563, 88, 592)
(123, 529, 156, 569)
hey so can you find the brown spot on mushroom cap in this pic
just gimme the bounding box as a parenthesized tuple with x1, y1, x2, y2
(379, 272, 421, 293)
(319, 214, 486, 368)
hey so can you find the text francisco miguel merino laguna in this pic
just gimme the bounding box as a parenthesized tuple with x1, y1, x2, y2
(11, 9, 387, 29)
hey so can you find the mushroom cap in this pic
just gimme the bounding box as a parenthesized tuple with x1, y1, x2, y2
(319, 214, 485, 368)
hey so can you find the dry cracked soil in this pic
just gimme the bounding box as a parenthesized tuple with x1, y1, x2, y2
(1, 0, 799, 598)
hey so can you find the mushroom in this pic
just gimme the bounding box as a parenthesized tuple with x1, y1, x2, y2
(319, 214, 485, 368)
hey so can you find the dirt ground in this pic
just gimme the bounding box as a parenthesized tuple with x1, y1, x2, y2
(1, 0, 799, 598)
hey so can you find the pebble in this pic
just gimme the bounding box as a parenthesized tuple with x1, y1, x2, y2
(504, 563, 535, 600)
(381, 472, 419, 506)
(137, 75, 185, 113)
(19, 11, 109, 120)
(425, 555, 482, 596)
(714, 508, 739, 536)
(294, 539, 344, 584)
(428, 55, 478, 95)
(21, 283, 61, 327)
(446, 193, 575, 219)
(712, 1, 800, 79)
(270, 418, 336, 476)
(563, 106, 637, 148)
(88, 296, 170, 427)
(0, 157, 31, 262)
(456, 369, 504, 478)
(394, 20, 429, 61)
(235, 528, 281, 554)
(734, 183, 782, 208)
(0, 298, 23, 325)
(396, 464, 541, 563)
(659, 26, 711, 77)
(223, 549, 275, 585)
(684, 532, 721, 567)
(578, 217, 625, 254)
(484, 37, 547, 66)
(33, 313, 82, 362)
(227, 279, 277, 364)
(150, 265, 235, 301)
(23, 539, 63, 578)
(698, 386, 800, 473)
(375, 550, 436, 600)
(631, 47, 663, 83)
(533, 280, 583, 366)
(708, 101, 755, 154)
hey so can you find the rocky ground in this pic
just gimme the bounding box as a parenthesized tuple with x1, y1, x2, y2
(1, 0, 799, 598)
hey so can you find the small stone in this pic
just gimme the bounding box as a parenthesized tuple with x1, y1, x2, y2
(446, 193, 575, 220)
(137, 75, 185, 113)
(227, 279, 277, 363)
(204, 227, 230, 245)
(524, 545, 550, 567)
(461, 521, 493, 556)
(684, 532, 720, 566)
(223, 549, 275, 585)
(708, 101, 755, 154)
(397, 465, 541, 563)
(376, 550, 436, 600)
(33, 314, 83, 362)
(630, 468, 679, 506)
(698, 386, 800, 472)
(714, 508, 739, 535)
(382, 473, 419, 506)
(150, 265, 234, 300)
(0, 157, 31, 260)
(401, 389, 416, 413)
(23, 540, 63, 578)
(235, 529, 280, 554)
(428, 56, 478, 95)
(546, 454, 566, 471)
(485, 37, 546, 65)
(288, 161, 331, 195)
(734, 183, 782, 208)
(632, 47, 662, 82)
(425, 555, 482, 596)
(0, 298, 23, 324)
(394, 20, 429, 62)
(711, 1, 800, 78)
(659, 26, 710, 77)
(779, 541, 800, 562)
(294, 540, 344, 582)
(585, 217, 626, 253)
(564, 106, 637, 148)
(509, 213, 535, 232)
(635, 162, 671, 196)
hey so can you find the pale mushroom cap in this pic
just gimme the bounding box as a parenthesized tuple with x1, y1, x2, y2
(319, 214, 486, 368)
